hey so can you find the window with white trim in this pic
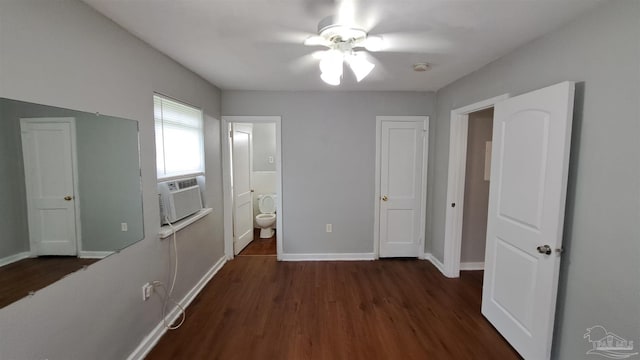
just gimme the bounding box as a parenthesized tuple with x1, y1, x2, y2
(154, 94, 204, 179)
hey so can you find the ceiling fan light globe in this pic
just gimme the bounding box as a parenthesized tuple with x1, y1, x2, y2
(311, 50, 326, 60)
(363, 36, 384, 52)
(320, 72, 341, 86)
(319, 50, 344, 77)
(348, 53, 375, 82)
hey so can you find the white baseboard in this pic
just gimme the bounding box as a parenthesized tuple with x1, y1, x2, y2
(422, 253, 450, 276)
(280, 253, 376, 261)
(460, 261, 485, 271)
(0, 251, 31, 267)
(78, 251, 113, 259)
(127, 255, 227, 360)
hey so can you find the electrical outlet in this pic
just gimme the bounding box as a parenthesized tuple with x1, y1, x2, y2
(326, 224, 332, 233)
(121, 222, 128, 232)
(142, 282, 153, 301)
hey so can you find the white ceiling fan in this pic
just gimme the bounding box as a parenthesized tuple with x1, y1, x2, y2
(303, 16, 386, 86)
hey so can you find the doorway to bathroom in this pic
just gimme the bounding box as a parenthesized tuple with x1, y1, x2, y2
(442, 95, 507, 278)
(221, 116, 282, 260)
(459, 107, 494, 272)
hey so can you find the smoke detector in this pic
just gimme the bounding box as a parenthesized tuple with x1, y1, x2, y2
(413, 63, 431, 72)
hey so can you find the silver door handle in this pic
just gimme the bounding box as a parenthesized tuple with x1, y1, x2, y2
(536, 245, 552, 255)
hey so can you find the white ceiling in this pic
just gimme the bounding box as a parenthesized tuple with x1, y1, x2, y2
(83, 0, 601, 92)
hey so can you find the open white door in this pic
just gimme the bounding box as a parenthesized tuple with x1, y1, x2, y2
(482, 82, 574, 359)
(231, 123, 254, 255)
(378, 116, 428, 258)
(21, 118, 78, 256)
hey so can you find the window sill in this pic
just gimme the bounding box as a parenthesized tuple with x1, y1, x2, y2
(158, 208, 212, 239)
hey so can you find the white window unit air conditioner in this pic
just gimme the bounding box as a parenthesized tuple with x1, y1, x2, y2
(158, 176, 205, 225)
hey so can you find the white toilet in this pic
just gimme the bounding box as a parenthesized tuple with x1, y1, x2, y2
(255, 194, 276, 238)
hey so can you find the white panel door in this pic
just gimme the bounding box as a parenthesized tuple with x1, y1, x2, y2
(482, 82, 574, 359)
(379, 117, 427, 257)
(21, 118, 78, 256)
(232, 123, 254, 255)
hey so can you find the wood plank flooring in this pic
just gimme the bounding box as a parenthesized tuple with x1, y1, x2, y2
(238, 228, 276, 256)
(0, 256, 98, 308)
(146, 257, 521, 360)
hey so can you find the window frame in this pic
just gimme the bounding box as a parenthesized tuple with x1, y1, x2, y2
(153, 93, 205, 180)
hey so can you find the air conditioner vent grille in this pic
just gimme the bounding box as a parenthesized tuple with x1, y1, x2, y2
(178, 178, 198, 189)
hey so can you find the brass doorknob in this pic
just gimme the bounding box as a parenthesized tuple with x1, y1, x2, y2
(381, 195, 388, 201)
(64, 196, 73, 201)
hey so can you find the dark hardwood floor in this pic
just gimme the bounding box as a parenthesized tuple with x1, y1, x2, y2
(238, 228, 276, 256)
(146, 257, 520, 360)
(0, 256, 98, 308)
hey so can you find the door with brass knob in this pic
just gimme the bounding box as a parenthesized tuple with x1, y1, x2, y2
(377, 116, 428, 258)
(21, 118, 78, 256)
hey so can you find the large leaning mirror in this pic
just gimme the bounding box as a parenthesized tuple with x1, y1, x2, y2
(0, 98, 144, 308)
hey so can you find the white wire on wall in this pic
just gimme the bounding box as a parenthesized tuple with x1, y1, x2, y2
(152, 218, 186, 330)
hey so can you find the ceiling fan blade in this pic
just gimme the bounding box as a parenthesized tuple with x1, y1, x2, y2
(258, 30, 316, 45)
(289, 53, 321, 74)
(311, 50, 327, 59)
(368, 31, 452, 54)
(301, 0, 336, 17)
(363, 35, 384, 52)
(304, 35, 330, 47)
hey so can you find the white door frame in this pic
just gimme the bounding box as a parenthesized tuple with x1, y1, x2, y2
(221, 116, 282, 260)
(20, 117, 82, 256)
(374, 116, 429, 259)
(442, 94, 509, 278)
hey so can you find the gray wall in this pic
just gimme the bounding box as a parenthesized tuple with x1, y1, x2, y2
(460, 108, 492, 263)
(1, 0, 636, 359)
(76, 114, 144, 251)
(0, 1, 224, 359)
(0, 102, 29, 259)
(222, 91, 435, 254)
(431, 1, 639, 358)
(252, 122, 276, 172)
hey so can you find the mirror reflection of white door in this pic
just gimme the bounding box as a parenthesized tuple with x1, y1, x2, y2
(231, 123, 254, 255)
(20, 118, 79, 256)
(378, 116, 428, 257)
(482, 82, 575, 360)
